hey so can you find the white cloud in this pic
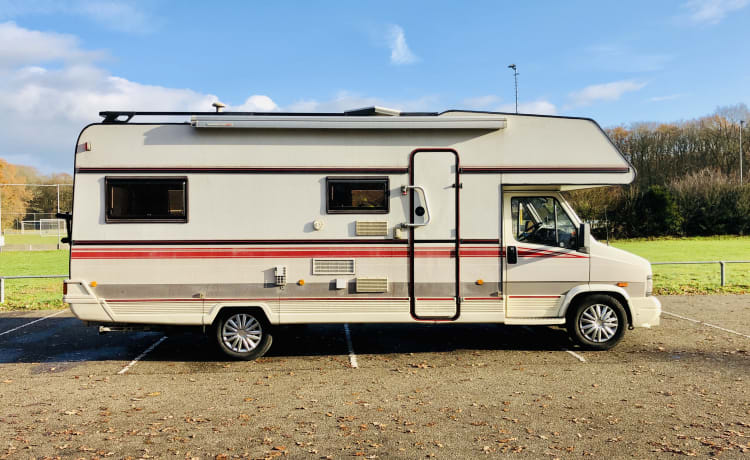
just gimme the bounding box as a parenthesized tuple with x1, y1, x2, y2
(462, 95, 500, 109)
(0, 0, 155, 33)
(387, 25, 418, 65)
(567, 80, 646, 107)
(0, 21, 104, 68)
(682, 0, 749, 25)
(496, 100, 558, 115)
(233, 95, 278, 112)
(286, 90, 437, 113)
(0, 22, 235, 172)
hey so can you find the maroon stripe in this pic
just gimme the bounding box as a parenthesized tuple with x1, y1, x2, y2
(73, 239, 409, 246)
(461, 166, 630, 174)
(76, 167, 409, 174)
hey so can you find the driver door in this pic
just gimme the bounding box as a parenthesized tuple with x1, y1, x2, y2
(503, 192, 589, 318)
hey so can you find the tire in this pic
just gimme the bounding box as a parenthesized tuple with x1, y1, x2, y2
(214, 310, 273, 360)
(566, 294, 627, 350)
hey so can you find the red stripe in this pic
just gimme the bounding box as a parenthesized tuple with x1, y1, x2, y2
(72, 247, 501, 259)
(416, 298, 455, 301)
(463, 297, 503, 300)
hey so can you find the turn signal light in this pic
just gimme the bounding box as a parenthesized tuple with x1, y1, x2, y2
(90, 281, 97, 287)
(476, 279, 484, 285)
(62, 282, 67, 295)
(616, 282, 628, 287)
(298, 279, 305, 286)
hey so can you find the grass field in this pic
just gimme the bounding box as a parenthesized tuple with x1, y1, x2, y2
(2, 233, 64, 246)
(0, 250, 68, 311)
(612, 236, 750, 295)
(0, 237, 748, 310)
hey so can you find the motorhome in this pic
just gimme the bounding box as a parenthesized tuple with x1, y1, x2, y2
(62, 107, 661, 359)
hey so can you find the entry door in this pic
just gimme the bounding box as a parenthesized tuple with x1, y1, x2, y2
(410, 149, 460, 320)
(503, 193, 589, 318)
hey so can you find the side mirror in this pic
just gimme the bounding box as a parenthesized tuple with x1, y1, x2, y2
(578, 223, 591, 253)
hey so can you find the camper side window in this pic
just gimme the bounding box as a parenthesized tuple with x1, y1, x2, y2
(105, 177, 187, 223)
(326, 177, 389, 214)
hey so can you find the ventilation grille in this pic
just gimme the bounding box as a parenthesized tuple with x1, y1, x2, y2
(312, 258, 356, 275)
(356, 277, 388, 293)
(355, 221, 388, 236)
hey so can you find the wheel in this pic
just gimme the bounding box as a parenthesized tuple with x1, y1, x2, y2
(214, 310, 273, 360)
(566, 295, 627, 350)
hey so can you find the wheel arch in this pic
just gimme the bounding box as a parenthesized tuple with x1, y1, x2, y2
(559, 285, 633, 326)
(205, 303, 274, 327)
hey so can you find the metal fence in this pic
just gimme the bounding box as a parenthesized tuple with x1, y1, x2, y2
(1, 261, 748, 304)
(650, 260, 749, 287)
(0, 275, 67, 304)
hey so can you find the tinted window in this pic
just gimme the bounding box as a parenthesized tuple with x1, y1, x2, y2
(326, 177, 389, 214)
(106, 178, 187, 222)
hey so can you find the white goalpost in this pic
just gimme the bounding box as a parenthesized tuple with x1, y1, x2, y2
(21, 220, 40, 235)
(40, 218, 66, 237)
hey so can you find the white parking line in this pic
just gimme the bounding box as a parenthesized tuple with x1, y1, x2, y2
(343, 324, 358, 368)
(0, 310, 67, 337)
(663, 311, 750, 339)
(563, 348, 587, 362)
(522, 325, 586, 363)
(117, 336, 167, 375)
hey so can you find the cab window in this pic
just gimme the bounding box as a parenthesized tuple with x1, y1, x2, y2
(511, 197, 577, 248)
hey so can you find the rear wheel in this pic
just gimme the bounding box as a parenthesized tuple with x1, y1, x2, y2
(214, 310, 273, 360)
(566, 294, 626, 350)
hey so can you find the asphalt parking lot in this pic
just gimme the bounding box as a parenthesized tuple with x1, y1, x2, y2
(1, 296, 748, 459)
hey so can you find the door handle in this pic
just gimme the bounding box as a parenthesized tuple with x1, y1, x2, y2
(507, 246, 518, 264)
(401, 185, 431, 228)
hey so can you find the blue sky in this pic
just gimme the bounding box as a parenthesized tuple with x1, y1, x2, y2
(0, 0, 749, 173)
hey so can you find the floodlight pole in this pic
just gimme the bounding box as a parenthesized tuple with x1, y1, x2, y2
(741, 120, 745, 185)
(507, 64, 518, 113)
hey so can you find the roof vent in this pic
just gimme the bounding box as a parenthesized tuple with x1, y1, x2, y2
(212, 101, 226, 113)
(344, 106, 401, 117)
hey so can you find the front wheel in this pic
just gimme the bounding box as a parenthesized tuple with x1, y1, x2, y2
(566, 295, 627, 350)
(215, 310, 273, 360)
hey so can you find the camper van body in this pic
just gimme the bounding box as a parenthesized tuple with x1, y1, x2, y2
(63, 108, 661, 358)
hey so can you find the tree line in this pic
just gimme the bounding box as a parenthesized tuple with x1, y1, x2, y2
(0, 159, 73, 231)
(566, 103, 750, 238)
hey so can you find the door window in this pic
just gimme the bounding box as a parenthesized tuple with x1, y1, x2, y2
(511, 197, 577, 248)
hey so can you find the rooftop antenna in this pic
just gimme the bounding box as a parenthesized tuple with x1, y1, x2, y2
(507, 64, 518, 113)
(212, 101, 226, 113)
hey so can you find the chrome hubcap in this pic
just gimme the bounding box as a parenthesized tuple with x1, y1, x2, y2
(222, 313, 262, 353)
(579, 304, 618, 343)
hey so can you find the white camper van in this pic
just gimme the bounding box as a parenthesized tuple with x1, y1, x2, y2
(61, 107, 661, 359)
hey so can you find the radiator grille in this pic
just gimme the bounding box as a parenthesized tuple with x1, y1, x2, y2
(355, 221, 388, 236)
(312, 258, 356, 275)
(356, 277, 388, 293)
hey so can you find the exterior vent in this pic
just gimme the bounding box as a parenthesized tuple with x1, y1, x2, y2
(356, 277, 388, 293)
(355, 221, 388, 236)
(274, 266, 287, 286)
(312, 258, 356, 275)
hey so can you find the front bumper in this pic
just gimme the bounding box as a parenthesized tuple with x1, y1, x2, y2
(629, 296, 661, 328)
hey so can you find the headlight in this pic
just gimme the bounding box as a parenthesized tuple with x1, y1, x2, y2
(645, 274, 653, 296)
